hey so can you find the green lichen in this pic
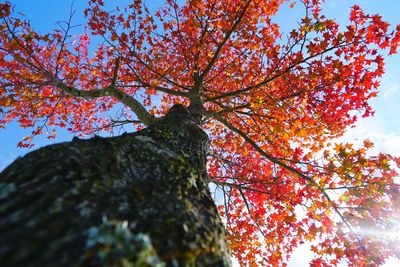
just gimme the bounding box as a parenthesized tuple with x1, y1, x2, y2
(0, 104, 231, 267)
(82, 216, 165, 267)
(49, 197, 64, 213)
(0, 182, 16, 199)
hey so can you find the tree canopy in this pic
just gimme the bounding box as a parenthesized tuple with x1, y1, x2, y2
(1, 0, 400, 265)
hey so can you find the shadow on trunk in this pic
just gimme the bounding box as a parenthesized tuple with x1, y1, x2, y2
(0, 104, 231, 267)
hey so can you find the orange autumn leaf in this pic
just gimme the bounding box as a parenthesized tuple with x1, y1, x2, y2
(1, 0, 399, 266)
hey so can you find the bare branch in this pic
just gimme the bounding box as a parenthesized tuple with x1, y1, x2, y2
(54, 81, 157, 126)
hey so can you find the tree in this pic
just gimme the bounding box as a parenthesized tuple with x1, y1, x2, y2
(0, 0, 399, 266)
(0, 104, 231, 267)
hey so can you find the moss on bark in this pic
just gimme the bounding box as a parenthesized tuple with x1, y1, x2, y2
(0, 105, 231, 267)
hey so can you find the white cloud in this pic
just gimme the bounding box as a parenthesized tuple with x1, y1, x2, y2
(288, 95, 400, 266)
(339, 116, 400, 156)
(288, 243, 313, 267)
(382, 85, 400, 99)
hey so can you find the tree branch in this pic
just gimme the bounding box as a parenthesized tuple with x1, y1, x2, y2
(54, 81, 157, 126)
(205, 110, 358, 237)
(111, 57, 120, 86)
(205, 42, 351, 102)
(200, 0, 252, 79)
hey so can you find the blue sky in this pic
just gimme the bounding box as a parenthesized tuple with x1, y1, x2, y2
(1, 0, 399, 266)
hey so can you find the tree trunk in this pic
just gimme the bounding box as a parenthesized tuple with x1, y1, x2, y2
(0, 105, 231, 267)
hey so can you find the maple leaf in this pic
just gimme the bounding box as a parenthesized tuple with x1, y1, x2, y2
(0, 0, 399, 266)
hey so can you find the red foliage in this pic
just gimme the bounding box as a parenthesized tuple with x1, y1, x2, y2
(1, 1, 399, 265)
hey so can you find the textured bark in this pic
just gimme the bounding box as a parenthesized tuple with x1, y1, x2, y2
(0, 104, 231, 267)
